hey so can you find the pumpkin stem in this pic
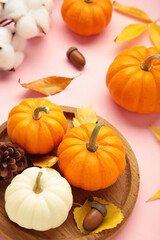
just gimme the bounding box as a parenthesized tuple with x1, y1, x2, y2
(86, 120, 103, 152)
(32, 106, 50, 120)
(84, 0, 93, 3)
(33, 171, 43, 194)
(140, 53, 160, 71)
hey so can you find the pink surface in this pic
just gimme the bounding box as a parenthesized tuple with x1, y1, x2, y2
(0, 0, 160, 239)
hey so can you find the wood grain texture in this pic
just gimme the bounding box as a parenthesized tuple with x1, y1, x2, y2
(0, 106, 140, 240)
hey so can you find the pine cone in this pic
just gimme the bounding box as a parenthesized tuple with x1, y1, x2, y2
(0, 142, 28, 184)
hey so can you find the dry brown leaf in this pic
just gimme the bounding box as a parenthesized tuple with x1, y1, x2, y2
(18, 75, 79, 96)
(30, 155, 58, 168)
(113, 1, 152, 23)
(147, 190, 160, 202)
(72, 105, 98, 127)
(150, 125, 160, 141)
(149, 22, 160, 49)
(73, 197, 124, 234)
(115, 23, 149, 43)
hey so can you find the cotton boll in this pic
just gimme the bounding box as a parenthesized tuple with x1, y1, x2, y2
(4, 0, 27, 20)
(0, 27, 12, 44)
(0, 43, 15, 70)
(42, 0, 54, 13)
(11, 33, 26, 51)
(16, 12, 39, 39)
(13, 51, 24, 69)
(34, 6, 50, 34)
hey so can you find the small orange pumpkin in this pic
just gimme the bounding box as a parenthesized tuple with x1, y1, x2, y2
(61, 0, 112, 36)
(57, 121, 126, 191)
(106, 46, 160, 113)
(7, 98, 68, 154)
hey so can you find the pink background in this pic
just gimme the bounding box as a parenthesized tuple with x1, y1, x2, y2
(0, 0, 160, 239)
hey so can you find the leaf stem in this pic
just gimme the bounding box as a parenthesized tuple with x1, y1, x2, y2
(73, 202, 82, 207)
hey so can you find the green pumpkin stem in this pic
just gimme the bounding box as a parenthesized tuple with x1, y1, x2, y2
(84, 0, 93, 3)
(86, 120, 103, 152)
(33, 172, 43, 194)
(140, 53, 160, 71)
(32, 106, 50, 120)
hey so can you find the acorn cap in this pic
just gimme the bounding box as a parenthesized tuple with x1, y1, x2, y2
(66, 46, 78, 58)
(91, 202, 107, 217)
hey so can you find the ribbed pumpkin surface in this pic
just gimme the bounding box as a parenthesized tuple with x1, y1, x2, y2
(57, 123, 126, 191)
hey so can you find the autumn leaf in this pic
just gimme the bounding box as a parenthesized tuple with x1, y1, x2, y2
(18, 75, 79, 96)
(113, 1, 152, 23)
(115, 23, 149, 43)
(149, 22, 160, 49)
(74, 197, 124, 234)
(72, 105, 98, 127)
(150, 125, 160, 141)
(30, 155, 58, 168)
(147, 190, 160, 201)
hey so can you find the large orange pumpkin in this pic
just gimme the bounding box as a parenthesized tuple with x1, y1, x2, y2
(57, 121, 126, 191)
(7, 98, 68, 154)
(61, 0, 112, 36)
(106, 46, 160, 113)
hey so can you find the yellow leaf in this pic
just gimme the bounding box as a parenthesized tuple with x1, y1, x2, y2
(72, 105, 98, 127)
(30, 155, 58, 168)
(18, 75, 79, 96)
(149, 22, 160, 49)
(147, 190, 160, 201)
(150, 125, 160, 141)
(74, 197, 124, 234)
(115, 23, 149, 43)
(113, 1, 152, 23)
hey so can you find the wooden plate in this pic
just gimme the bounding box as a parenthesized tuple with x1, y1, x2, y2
(0, 106, 140, 240)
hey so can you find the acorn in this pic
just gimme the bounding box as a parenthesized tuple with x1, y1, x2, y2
(66, 46, 86, 68)
(83, 202, 107, 231)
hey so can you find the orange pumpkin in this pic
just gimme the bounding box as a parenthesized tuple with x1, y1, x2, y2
(7, 98, 68, 154)
(106, 46, 160, 113)
(57, 121, 126, 191)
(61, 0, 112, 36)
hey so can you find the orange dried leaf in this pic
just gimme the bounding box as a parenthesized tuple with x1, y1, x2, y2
(115, 23, 149, 43)
(18, 75, 78, 96)
(74, 197, 124, 234)
(149, 22, 160, 49)
(30, 155, 58, 168)
(113, 1, 152, 23)
(147, 190, 160, 202)
(150, 125, 160, 141)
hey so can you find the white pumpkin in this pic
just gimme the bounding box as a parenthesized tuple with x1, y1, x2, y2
(5, 167, 73, 231)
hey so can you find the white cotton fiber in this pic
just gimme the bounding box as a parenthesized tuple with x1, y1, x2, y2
(11, 33, 26, 51)
(0, 0, 8, 3)
(0, 43, 15, 70)
(42, 0, 54, 13)
(4, 0, 28, 19)
(0, 27, 12, 43)
(13, 51, 24, 68)
(34, 6, 50, 34)
(16, 12, 39, 39)
(28, 0, 42, 10)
